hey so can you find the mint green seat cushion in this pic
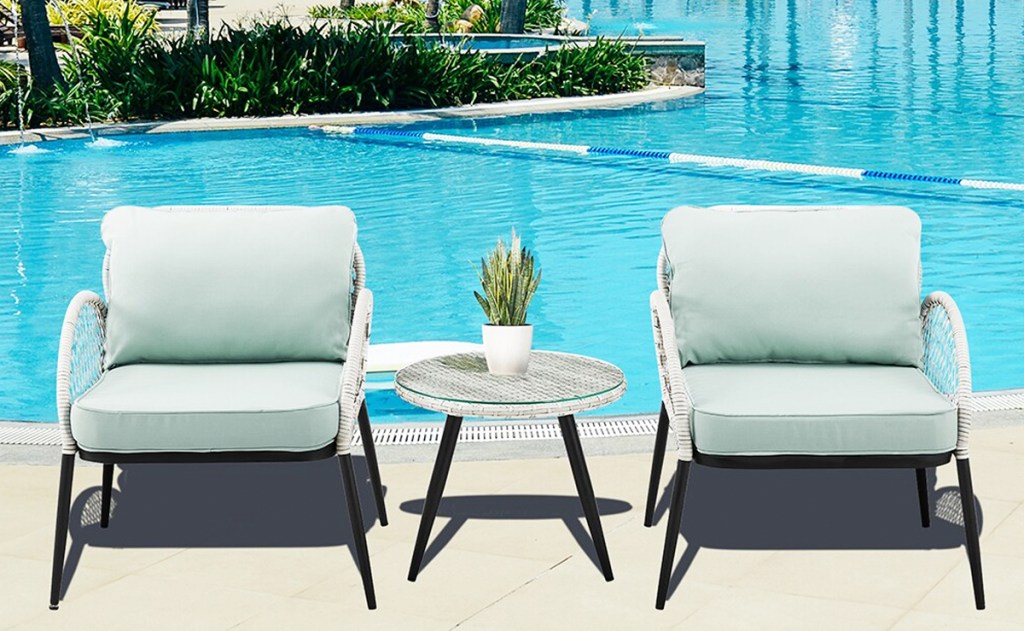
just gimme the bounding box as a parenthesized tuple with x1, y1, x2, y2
(102, 206, 356, 367)
(684, 364, 956, 456)
(70, 363, 343, 453)
(662, 206, 923, 367)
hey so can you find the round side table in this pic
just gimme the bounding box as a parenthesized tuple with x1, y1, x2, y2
(395, 351, 627, 582)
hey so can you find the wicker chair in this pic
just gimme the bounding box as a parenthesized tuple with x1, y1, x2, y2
(50, 206, 385, 610)
(646, 205, 984, 610)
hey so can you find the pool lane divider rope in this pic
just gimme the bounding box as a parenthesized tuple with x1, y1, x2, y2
(315, 125, 1024, 192)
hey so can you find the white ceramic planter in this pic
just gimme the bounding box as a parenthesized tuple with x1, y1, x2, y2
(481, 324, 533, 375)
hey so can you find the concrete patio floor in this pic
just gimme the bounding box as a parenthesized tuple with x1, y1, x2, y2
(3, 419, 1024, 629)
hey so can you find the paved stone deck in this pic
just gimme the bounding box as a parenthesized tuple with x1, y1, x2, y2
(2, 421, 1023, 629)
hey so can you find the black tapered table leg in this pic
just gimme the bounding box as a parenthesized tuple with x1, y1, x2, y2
(645, 404, 671, 527)
(956, 458, 985, 610)
(50, 454, 76, 610)
(358, 401, 388, 527)
(408, 415, 463, 581)
(558, 414, 614, 581)
(656, 459, 691, 610)
(100, 463, 114, 528)
(339, 454, 376, 610)
(915, 467, 930, 528)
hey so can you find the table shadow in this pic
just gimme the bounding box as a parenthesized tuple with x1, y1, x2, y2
(400, 494, 631, 575)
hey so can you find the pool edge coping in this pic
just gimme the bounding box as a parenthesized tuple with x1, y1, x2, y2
(0, 85, 704, 146)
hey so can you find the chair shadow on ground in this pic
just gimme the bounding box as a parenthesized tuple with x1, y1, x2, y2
(60, 456, 383, 599)
(399, 495, 632, 575)
(647, 465, 984, 602)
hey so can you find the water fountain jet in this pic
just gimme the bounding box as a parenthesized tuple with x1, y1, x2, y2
(6, 2, 48, 155)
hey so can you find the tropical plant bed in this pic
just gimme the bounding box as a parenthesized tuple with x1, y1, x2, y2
(0, 13, 648, 128)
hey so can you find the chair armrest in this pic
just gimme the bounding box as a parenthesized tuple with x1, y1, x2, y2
(56, 291, 108, 455)
(650, 289, 693, 461)
(337, 287, 373, 455)
(921, 291, 973, 459)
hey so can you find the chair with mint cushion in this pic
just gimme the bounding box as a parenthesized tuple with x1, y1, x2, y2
(646, 205, 983, 610)
(50, 206, 384, 611)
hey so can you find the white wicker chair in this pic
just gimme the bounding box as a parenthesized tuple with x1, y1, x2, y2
(50, 206, 384, 610)
(646, 206, 984, 611)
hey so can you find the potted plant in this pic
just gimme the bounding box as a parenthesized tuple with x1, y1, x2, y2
(474, 229, 541, 375)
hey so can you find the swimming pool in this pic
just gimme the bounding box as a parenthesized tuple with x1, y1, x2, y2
(2, 0, 1023, 423)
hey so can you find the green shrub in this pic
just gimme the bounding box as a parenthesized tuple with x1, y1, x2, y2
(0, 19, 647, 127)
(0, 0, 157, 35)
(307, 3, 346, 19)
(310, 2, 425, 26)
(532, 38, 648, 97)
(0, 61, 25, 130)
(57, 5, 163, 121)
(48, 0, 159, 34)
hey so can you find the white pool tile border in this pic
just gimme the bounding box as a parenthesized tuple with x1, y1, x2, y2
(352, 415, 662, 446)
(972, 390, 1024, 412)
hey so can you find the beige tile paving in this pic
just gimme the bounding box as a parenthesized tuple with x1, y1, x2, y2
(981, 504, 1024, 558)
(232, 597, 454, 630)
(296, 545, 557, 621)
(0, 555, 124, 629)
(914, 553, 1024, 624)
(891, 610, 1024, 630)
(934, 450, 1024, 503)
(677, 587, 908, 630)
(11, 574, 292, 631)
(0, 525, 186, 573)
(457, 551, 723, 630)
(970, 427, 1024, 457)
(133, 543, 401, 598)
(734, 548, 967, 609)
(1, 428, 1022, 629)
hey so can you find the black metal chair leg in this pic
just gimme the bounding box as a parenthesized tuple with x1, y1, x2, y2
(408, 415, 462, 581)
(915, 467, 930, 528)
(50, 454, 76, 610)
(956, 458, 985, 610)
(558, 414, 614, 581)
(656, 459, 691, 610)
(645, 404, 671, 527)
(100, 463, 114, 528)
(338, 454, 376, 610)
(358, 401, 388, 527)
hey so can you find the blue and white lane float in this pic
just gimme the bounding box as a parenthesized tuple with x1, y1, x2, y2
(316, 125, 1024, 193)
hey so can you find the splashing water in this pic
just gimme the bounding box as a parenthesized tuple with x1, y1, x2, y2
(7, 2, 61, 153)
(87, 137, 128, 149)
(8, 144, 49, 155)
(10, 2, 28, 149)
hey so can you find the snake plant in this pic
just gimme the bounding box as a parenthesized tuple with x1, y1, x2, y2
(474, 229, 541, 327)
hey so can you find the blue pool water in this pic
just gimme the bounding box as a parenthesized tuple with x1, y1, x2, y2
(455, 37, 561, 50)
(2, 0, 1023, 422)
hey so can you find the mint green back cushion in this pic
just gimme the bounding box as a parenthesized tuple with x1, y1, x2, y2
(103, 206, 356, 366)
(662, 205, 923, 367)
